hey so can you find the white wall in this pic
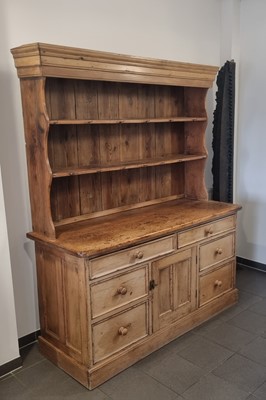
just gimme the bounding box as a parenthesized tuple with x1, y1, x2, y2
(235, 0, 266, 264)
(0, 0, 222, 338)
(0, 167, 20, 365)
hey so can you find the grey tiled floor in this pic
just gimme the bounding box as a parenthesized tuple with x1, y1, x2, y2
(2, 266, 266, 399)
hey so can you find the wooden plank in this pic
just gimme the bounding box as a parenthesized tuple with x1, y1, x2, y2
(155, 164, 172, 198)
(101, 171, 121, 210)
(155, 86, 184, 118)
(48, 125, 79, 171)
(74, 80, 98, 119)
(139, 167, 156, 203)
(27, 200, 241, 257)
(51, 177, 80, 221)
(171, 164, 185, 197)
(79, 174, 103, 214)
(184, 87, 208, 117)
(77, 125, 100, 167)
(63, 258, 82, 355)
(43, 252, 65, 341)
(46, 78, 76, 120)
(20, 78, 55, 237)
(48, 117, 207, 125)
(52, 195, 183, 228)
(97, 81, 119, 119)
(119, 170, 140, 207)
(99, 124, 121, 210)
(120, 124, 139, 163)
(11, 43, 218, 88)
(185, 160, 208, 200)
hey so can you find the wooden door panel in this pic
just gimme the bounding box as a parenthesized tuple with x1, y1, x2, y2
(152, 248, 197, 331)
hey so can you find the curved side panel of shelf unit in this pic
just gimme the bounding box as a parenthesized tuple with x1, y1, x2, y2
(184, 88, 209, 200)
(20, 78, 55, 238)
(184, 158, 208, 200)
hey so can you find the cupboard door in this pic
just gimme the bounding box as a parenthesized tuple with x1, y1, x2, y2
(152, 248, 197, 332)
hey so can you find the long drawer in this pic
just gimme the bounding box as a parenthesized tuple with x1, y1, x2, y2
(92, 303, 148, 363)
(89, 235, 175, 278)
(199, 233, 235, 271)
(90, 265, 148, 318)
(178, 216, 235, 248)
(199, 261, 234, 306)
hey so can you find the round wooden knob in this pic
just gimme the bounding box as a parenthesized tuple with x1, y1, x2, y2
(117, 286, 127, 295)
(135, 251, 144, 259)
(216, 248, 223, 255)
(118, 327, 128, 336)
(214, 280, 222, 287)
(205, 226, 213, 235)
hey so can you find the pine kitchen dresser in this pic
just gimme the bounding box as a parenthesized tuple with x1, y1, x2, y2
(11, 43, 241, 389)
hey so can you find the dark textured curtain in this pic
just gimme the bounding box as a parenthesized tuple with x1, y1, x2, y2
(212, 60, 235, 203)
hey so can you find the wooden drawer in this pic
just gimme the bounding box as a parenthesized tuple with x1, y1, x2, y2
(199, 262, 234, 306)
(178, 215, 235, 248)
(199, 233, 234, 271)
(92, 303, 148, 363)
(91, 266, 148, 318)
(89, 235, 175, 278)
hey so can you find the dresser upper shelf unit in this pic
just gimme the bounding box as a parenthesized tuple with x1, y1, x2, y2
(11, 42, 218, 240)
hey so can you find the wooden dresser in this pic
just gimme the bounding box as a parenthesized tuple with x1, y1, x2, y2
(11, 43, 241, 389)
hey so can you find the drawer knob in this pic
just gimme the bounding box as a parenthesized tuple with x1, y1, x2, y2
(117, 286, 128, 295)
(205, 226, 213, 235)
(215, 248, 223, 255)
(135, 251, 144, 259)
(118, 327, 128, 336)
(214, 280, 223, 287)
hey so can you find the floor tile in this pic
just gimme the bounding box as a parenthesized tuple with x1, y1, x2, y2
(0, 374, 33, 399)
(100, 366, 181, 400)
(227, 309, 266, 334)
(2, 267, 266, 399)
(182, 373, 249, 400)
(30, 376, 110, 399)
(218, 303, 245, 321)
(192, 315, 224, 336)
(137, 349, 205, 394)
(195, 321, 256, 351)
(178, 335, 233, 372)
(19, 342, 45, 369)
(238, 291, 262, 310)
(213, 353, 266, 392)
(0, 373, 12, 381)
(253, 381, 266, 400)
(239, 336, 266, 367)
(14, 359, 69, 392)
(248, 298, 266, 316)
(237, 268, 266, 297)
(163, 331, 198, 354)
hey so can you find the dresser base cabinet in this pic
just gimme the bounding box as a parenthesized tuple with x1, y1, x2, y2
(34, 209, 239, 390)
(11, 43, 241, 389)
(38, 283, 238, 390)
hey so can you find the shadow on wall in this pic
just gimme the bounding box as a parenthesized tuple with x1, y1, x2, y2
(0, 1, 40, 336)
(237, 199, 266, 263)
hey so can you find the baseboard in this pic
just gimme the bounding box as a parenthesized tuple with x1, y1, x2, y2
(0, 330, 41, 377)
(18, 329, 41, 349)
(237, 256, 266, 273)
(0, 356, 22, 377)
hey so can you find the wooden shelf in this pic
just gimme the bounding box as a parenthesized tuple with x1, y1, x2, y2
(52, 154, 207, 178)
(49, 117, 207, 125)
